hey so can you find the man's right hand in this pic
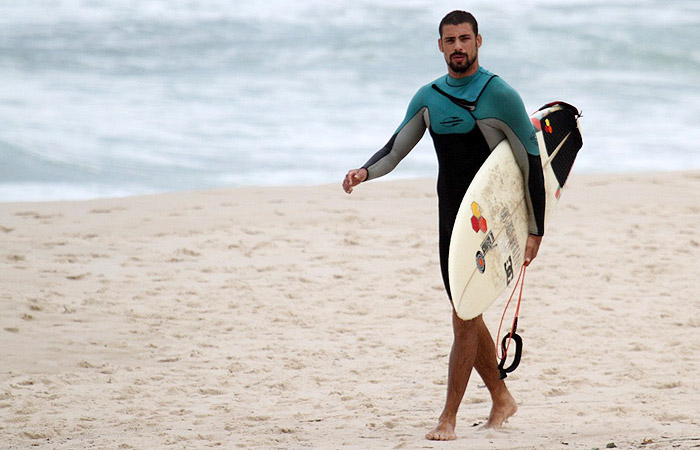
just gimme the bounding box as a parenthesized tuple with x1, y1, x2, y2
(342, 168, 368, 194)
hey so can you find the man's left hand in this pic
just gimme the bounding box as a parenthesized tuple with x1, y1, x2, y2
(524, 235, 543, 266)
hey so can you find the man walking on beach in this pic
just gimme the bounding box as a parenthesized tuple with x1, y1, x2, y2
(342, 11, 546, 440)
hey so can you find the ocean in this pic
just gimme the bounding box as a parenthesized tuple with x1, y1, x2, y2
(1, 0, 699, 202)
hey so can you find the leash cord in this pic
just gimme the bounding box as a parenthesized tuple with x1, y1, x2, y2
(496, 263, 527, 378)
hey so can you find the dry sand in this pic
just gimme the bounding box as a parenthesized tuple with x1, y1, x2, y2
(1, 171, 699, 449)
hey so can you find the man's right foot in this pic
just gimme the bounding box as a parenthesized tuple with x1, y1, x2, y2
(484, 391, 518, 428)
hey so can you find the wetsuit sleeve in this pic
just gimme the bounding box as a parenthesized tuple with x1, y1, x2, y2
(361, 89, 428, 181)
(479, 82, 546, 236)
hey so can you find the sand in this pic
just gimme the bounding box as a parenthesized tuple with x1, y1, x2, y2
(1, 171, 699, 449)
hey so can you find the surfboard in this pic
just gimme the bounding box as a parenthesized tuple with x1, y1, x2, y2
(448, 102, 583, 320)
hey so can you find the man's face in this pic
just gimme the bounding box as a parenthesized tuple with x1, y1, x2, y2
(438, 23, 482, 77)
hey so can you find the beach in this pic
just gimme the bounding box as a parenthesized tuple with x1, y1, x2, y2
(1, 171, 699, 449)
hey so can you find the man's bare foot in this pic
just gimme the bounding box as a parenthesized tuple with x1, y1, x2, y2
(484, 391, 518, 428)
(426, 419, 457, 441)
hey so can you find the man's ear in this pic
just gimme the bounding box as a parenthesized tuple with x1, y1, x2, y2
(476, 34, 482, 49)
(438, 37, 444, 54)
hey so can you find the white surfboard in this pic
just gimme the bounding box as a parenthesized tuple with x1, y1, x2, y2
(448, 102, 582, 320)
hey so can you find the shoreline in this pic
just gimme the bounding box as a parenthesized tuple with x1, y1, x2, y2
(2, 170, 699, 449)
(2, 167, 700, 207)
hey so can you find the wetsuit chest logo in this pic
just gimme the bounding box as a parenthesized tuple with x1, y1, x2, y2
(440, 116, 464, 128)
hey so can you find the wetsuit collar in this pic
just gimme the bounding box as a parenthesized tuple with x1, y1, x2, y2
(445, 67, 486, 87)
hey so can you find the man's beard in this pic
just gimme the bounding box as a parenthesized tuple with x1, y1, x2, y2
(448, 52, 476, 73)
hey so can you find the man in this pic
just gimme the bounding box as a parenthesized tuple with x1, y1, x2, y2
(342, 11, 546, 441)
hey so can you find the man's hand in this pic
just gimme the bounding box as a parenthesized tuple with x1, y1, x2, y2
(524, 235, 543, 266)
(342, 168, 368, 194)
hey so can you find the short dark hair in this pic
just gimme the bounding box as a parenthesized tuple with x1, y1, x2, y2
(439, 10, 478, 37)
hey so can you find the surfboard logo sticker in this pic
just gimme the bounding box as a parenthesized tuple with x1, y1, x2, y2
(475, 251, 486, 274)
(504, 256, 514, 284)
(544, 118, 553, 134)
(480, 230, 496, 254)
(499, 207, 522, 264)
(474, 231, 496, 274)
(470, 202, 488, 233)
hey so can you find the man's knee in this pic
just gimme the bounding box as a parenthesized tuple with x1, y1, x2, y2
(452, 310, 482, 336)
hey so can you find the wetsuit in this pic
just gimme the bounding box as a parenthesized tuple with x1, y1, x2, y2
(361, 67, 546, 300)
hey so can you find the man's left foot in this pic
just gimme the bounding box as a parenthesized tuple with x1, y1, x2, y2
(484, 391, 518, 428)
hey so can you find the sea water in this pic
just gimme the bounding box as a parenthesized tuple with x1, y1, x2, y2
(1, 0, 699, 202)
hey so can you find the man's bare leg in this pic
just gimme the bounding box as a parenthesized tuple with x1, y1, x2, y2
(472, 315, 518, 428)
(425, 310, 479, 440)
(426, 311, 517, 440)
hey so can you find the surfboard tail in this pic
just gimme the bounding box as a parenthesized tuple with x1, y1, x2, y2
(532, 102, 583, 188)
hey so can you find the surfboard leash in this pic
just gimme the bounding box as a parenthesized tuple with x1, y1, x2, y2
(496, 263, 527, 379)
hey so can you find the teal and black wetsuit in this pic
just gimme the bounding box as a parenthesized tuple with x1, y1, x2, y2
(361, 67, 546, 300)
